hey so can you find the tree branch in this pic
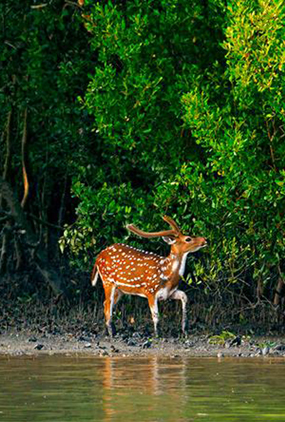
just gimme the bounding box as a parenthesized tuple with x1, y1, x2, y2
(0, 110, 12, 208)
(21, 108, 29, 208)
(29, 213, 64, 231)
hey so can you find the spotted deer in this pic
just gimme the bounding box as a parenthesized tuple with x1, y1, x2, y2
(91, 216, 207, 336)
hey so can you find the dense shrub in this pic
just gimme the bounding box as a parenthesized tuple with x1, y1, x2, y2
(63, 0, 285, 305)
(61, 0, 225, 262)
(155, 0, 285, 299)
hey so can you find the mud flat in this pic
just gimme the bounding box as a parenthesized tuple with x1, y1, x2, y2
(1, 330, 285, 358)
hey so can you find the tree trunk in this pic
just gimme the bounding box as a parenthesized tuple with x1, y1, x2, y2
(0, 222, 11, 274)
(273, 277, 284, 306)
(0, 176, 65, 296)
(256, 278, 263, 302)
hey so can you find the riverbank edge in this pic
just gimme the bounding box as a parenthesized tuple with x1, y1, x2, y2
(1, 331, 285, 358)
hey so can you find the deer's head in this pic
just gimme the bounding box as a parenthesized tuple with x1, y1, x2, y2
(126, 215, 207, 255)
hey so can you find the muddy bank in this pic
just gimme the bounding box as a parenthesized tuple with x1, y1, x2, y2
(1, 330, 285, 358)
(1, 298, 285, 358)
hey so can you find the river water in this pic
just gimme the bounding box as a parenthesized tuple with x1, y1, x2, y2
(0, 355, 284, 421)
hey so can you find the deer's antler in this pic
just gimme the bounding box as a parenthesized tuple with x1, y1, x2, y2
(126, 224, 177, 238)
(126, 215, 182, 238)
(162, 215, 181, 234)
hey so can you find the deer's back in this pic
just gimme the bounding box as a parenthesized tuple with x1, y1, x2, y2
(96, 243, 165, 291)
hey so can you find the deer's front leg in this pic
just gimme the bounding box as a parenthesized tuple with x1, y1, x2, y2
(147, 295, 159, 336)
(170, 290, 188, 334)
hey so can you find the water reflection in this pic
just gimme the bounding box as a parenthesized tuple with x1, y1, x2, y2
(101, 357, 187, 421)
(0, 355, 285, 422)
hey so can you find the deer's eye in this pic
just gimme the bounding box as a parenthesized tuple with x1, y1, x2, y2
(185, 237, 192, 242)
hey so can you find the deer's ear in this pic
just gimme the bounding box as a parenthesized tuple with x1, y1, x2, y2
(162, 236, 177, 245)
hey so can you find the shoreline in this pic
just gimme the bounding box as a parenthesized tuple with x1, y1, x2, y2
(1, 330, 285, 358)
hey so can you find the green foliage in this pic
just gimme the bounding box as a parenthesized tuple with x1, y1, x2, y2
(1, 2, 89, 163)
(154, 0, 285, 295)
(256, 340, 277, 349)
(224, 0, 285, 96)
(60, 0, 284, 305)
(59, 180, 155, 267)
(208, 331, 236, 345)
(0, 1, 93, 287)
(0, 1, 92, 199)
(65, 0, 225, 260)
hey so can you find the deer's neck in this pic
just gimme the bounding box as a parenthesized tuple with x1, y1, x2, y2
(178, 253, 188, 277)
(167, 251, 188, 278)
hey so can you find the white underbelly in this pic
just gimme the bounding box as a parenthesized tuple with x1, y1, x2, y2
(120, 289, 146, 298)
(156, 286, 178, 301)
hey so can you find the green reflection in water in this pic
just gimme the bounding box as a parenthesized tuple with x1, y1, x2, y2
(0, 355, 284, 422)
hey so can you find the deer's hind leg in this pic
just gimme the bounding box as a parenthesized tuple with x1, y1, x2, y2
(103, 284, 117, 337)
(147, 295, 159, 337)
(114, 289, 123, 306)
